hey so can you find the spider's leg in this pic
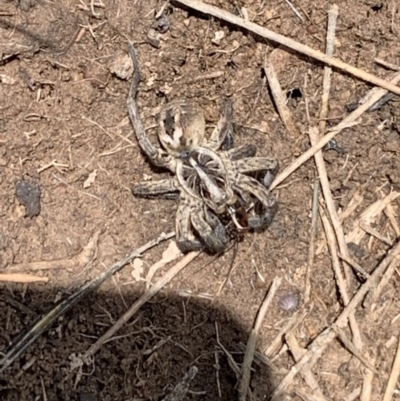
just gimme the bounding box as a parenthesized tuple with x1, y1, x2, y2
(132, 178, 179, 199)
(234, 174, 278, 230)
(127, 44, 175, 171)
(227, 144, 257, 160)
(207, 98, 234, 151)
(190, 199, 229, 254)
(176, 194, 203, 253)
(233, 157, 279, 189)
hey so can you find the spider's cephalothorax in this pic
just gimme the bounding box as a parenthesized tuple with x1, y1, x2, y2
(127, 44, 279, 254)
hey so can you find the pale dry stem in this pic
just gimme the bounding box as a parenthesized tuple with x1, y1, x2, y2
(0, 231, 175, 373)
(0, 273, 48, 283)
(310, 127, 362, 349)
(263, 53, 300, 137)
(83, 251, 199, 360)
(359, 221, 394, 246)
(271, 71, 400, 190)
(286, 332, 328, 401)
(6, 229, 102, 272)
(270, 241, 400, 400)
(382, 334, 400, 401)
(238, 277, 282, 401)
(173, 0, 400, 95)
(305, 178, 320, 302)
(383, 200, 400, 238)
(360, 354, 375, 401)
(319, 4, 338, 135)
(264, 310, 308, 358)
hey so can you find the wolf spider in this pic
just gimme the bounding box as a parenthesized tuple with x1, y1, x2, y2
(127, 44, 278, 254)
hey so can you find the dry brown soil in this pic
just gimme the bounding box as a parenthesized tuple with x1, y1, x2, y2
(1, 0, 400, 400)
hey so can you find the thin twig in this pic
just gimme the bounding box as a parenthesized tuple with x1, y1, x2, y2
(0, 231, 175, 373)
(286, 332, 328, 401)
(382, 333, 400, 401)
(216, 322, 241, 378)
(310, 127, 353, 285)
(270, 71, 400, 190)
(365, 255, 400, 310)
(270, 241, 400, 400)
(337, 252, 370, 278)
(238, 277, 282, 401)
(264, 53, 300, 137)
(319, 4, 338, 135)
(264, 310, 308, 358)
(0, 274, 48, 283)
(336, 328, 377, 373)
(374, 58, 400, 71)
(173, 0, 400, 95)
(6, 229, 102, 272)
(83, 251, 199, 360)
(359, 221, 394, 246)
(305, 177, 320, 302)
(312, 128, 362, 350)
(384, 201, 400, 237)
(360, 354, 375, 401)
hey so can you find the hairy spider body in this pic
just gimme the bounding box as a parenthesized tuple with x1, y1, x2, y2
(127, 44, 278, 254)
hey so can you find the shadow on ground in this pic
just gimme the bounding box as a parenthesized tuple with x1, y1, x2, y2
(0, 286, 273, 400)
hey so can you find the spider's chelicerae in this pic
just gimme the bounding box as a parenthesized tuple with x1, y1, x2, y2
(127, 44, 279, 254)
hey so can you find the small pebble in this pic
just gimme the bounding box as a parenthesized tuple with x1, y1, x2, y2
(108, 54, 133, 80)
(278, 292, 299, 312)
(156, 13, 170, 33)
(323, 139, 346, 155)
(15, 180, 41, 217)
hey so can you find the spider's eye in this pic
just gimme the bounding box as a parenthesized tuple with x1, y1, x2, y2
(178, 150, 191, 159)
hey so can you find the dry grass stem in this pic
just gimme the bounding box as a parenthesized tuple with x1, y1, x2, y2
(83, 251, 199, 360)
(216, 322, 241, 378)
(360, 355, 375, 401)
(346, 191, 400, 245)
(174, 0, 400, 95)
(305, 178, 320, 302)
(0, 274, 49, 283)
(270, 241, 400, 400)
(238, 343, 287, 375)
(337, 252, 370, 278)
(336, 328, 377, 373)
(339, 190, 364, 222)
(382, 334, 400, 401)
(333, 70, 400, 132)
(384, 201, 400, 237)
(286, 332, 328, 401)
(309, 127, 354, 289)
(359, 221, 394, 246)
(263, 53, 300, 137)
(6, 229, 102, 272)
(270, 69, 400, 190)
(365, 255, 400, 310)
(319, 207, 362, 349)
(238, 277, 282, 401)
(319, 4, 338, 135)
(0, 231, 175, 373)
(374, 58, 400, 71)
(270, 128, 347, 190)
(264, 310, 308, 358)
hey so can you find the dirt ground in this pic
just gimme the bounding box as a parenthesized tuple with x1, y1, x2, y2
(1, 0, 400, 400)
